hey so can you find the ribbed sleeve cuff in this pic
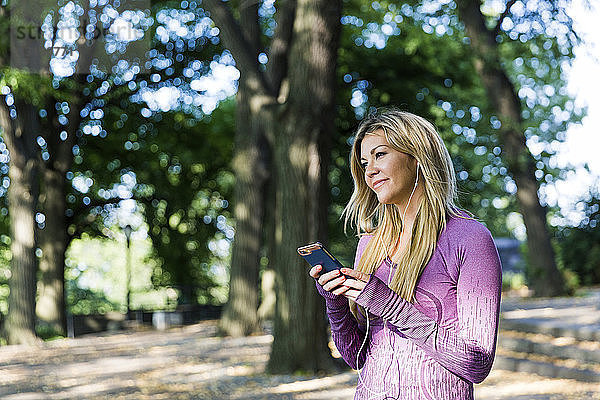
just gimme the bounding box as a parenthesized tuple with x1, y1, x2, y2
(314, 279, 348, 309)
(355, 275, 406, 319)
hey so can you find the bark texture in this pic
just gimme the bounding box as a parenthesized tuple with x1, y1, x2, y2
(216, 0, 270, 337)
(1, 98, 41, 345)
(36, 86, 83, 336)
(36, 166, 67, 335)
(456, 0, 566, 296)
(218, 76, 269, 336)
(266, 0, 341, 373)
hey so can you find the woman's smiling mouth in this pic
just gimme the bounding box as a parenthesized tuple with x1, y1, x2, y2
(373, 179, 388, 190)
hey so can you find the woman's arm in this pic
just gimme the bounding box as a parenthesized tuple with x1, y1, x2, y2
(353, 226, 502, 383)
(311, 236, 372, 369)
(314, 283, 367, 369)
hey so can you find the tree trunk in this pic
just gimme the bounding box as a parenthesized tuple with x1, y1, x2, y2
(258, 171, 277, 323)
(36, 167, 67, 335)
(1, 99, 41, 345)
(219, 80, 271, 336)
(456, 0, 566, 296)
(267, 0, 341, 373)
(267, 114, 336, 372)
(36, 74, 84, 336)
(217, 0, 270, 336)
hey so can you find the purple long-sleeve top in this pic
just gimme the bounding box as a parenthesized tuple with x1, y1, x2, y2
(316, 213, 502, 400)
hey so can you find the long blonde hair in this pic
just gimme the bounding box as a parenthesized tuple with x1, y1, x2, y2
(342, 109, 460, 312)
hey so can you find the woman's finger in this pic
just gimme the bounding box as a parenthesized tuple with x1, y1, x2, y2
(342, 278, 366, 290)
(309, 265, 322, 278)
(332, 285, 349, 296)
(317, 269, 342, 286)
(340, 268, 369, 282)
(323, 275, 346, 292)
(342, 288, 361, 301)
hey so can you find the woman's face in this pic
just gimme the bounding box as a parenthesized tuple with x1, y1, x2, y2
(359, 131, 418, 206)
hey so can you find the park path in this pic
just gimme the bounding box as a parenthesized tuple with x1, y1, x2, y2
(0, 319, 599, 400)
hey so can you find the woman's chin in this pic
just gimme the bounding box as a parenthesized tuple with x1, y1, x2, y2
(377, 194, 403, 205)
(376, 195, 393, 204)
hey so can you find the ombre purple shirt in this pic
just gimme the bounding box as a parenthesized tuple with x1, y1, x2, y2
(316, 214, 502, 400)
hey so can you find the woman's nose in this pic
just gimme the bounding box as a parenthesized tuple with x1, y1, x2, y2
(365, 163, 378, 177)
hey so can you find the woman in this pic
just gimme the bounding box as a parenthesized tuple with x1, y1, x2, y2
(310, 109, 502, 400)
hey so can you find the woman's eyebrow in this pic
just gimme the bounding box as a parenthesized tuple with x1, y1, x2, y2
(360, 144, 389, 161)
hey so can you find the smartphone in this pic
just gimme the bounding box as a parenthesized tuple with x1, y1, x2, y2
(297, 242, 345, 274)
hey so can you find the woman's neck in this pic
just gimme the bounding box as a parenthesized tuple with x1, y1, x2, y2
(398, 185, 423, 229)
(389, 188, 423, 258)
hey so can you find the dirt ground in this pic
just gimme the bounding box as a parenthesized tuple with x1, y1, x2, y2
(0, 321, 598, 399)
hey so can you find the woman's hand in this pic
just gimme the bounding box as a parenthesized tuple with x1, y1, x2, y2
(309, 265, 370, 300)
(339, 268, 370, 301)
(309, 265, 349, 296)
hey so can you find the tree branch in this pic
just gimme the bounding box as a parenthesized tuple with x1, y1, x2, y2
(203, 0, 272, 95)
(266, 0, 296, 97)
(66, 196, 121, 229)
(72, 196, 120, 212)
(239, 0, 262, 55)
(493, 0, 518, 37)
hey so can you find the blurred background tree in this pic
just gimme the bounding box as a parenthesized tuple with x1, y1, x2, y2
(556, 187, 600, 287)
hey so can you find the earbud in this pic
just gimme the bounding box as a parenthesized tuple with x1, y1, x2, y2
(414, 162, 420, 187)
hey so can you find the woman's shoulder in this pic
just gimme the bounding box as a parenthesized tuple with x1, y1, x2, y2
(442, 210, 501, 268)
(444, 210, 494, 242)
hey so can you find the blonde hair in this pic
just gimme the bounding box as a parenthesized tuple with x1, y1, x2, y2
(342, 109, 460, 313)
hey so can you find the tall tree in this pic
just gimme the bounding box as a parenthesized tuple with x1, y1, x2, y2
(205, 0, 342, 372)
(0, 4, 44, 344)
(35, 5, 111, 330)
(267, 0, 341, 373)
(204, 0, 293, 337)
(36, 84, 85, 336)
(0, 95, 41, 344)
(455, 0, 567, 296)
(29, 0, 129, 335)
(28, 0, 161, 332)
(209, 0, 274, 337)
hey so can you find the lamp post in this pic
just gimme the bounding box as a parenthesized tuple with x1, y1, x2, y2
(123, 224, 133, 319)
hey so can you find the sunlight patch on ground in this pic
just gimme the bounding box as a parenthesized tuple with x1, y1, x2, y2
(269, 372, 357, 394)
(477, 377, 600, 398)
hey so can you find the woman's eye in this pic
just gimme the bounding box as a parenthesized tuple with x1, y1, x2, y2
(360, 162, 368, 169)
(375, 152, 386, 159)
